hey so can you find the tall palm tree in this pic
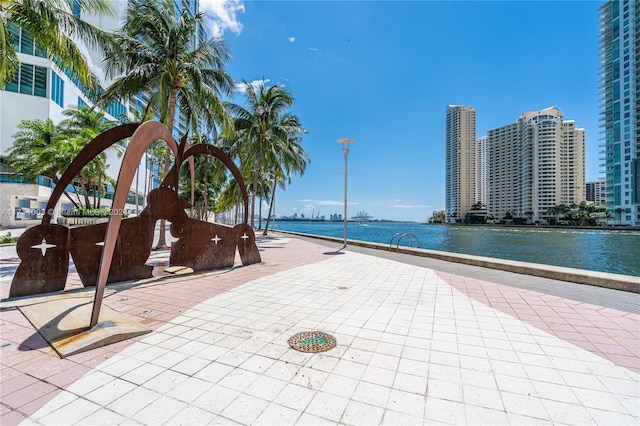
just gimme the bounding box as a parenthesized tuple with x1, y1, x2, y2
(229, 81, 298, 226)
(263, 115, 309, 235)
(1, 0, 114, 89)
(100, 0, 235, 248)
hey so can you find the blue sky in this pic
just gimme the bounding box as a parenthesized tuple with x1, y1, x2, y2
(203, 1, 601, 222)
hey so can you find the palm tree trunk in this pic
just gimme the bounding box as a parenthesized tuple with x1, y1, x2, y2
(263, 174, 277, 236)
(155, 90, 178, 249)
(251, 161, 260, 228)
(79, 174, 91, 209)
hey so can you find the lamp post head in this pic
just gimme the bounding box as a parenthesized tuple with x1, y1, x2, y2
(337, 138, 355, 155)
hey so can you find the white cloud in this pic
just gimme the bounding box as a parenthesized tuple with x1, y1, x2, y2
(308, 47, 319, 51)
(288, 37, 296, 42)
(236, 78, 270, 93)
(297, 199, 341, 206)
(200, 0, 245, 38)
(391, 204, 432, 209)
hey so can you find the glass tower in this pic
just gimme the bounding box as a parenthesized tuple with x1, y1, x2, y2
(599, 0, 639, 226)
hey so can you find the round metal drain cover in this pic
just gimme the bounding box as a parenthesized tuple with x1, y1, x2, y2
(288, 331, 336, 353)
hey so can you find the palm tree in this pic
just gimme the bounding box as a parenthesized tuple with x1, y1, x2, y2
(100, 0, 235, 248)
(5, 118, 81, 208)
(55, 105, 119, 208)
(229, 81, 297, 227)
(1, 0, 114, 89)
(263, 115, 309, 235)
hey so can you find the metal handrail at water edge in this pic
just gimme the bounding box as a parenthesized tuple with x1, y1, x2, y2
(389, 232, 420, 252)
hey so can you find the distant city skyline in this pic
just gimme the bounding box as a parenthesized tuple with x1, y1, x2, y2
(224, 1, 601, 222)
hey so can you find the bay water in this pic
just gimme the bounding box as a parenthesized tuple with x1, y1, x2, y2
(270, 221, 640, 277)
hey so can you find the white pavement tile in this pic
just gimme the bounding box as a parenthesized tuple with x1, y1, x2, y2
(319, 373, 359, 399)
(540, 399, 597, 425)
(131, 395, 188, 425)
(501, 392, 549, 419)
(465, 404, 510, 425)
(168, 404, 219, 425)
(220, 393, 270, 424)
(254, 403, 302, 425)
(340, 400, 385, 425)
(386, 389, 425, 418)
(77, 408, 127, 425)
(106, 386, 162, 417)
(305, 391, 349, 423)
(426, 378, 463, 402)
(66, 371, 115, 395)
(274, 383, 317, 411)
(166, 376, 215, 403)
(191, 385, 240, 413)
(38, 399, 102, 425)
(392, 371, 428, 394)
(424, 397, 466, 424)
(83, 378, 137, 406)
(352, 381, 390, 407)
(142, 369, 190, 394)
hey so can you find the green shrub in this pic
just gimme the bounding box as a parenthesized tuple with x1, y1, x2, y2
(0, 235, 19, 244)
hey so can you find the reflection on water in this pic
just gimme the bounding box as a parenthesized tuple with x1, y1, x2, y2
(272, 222, 640, 276)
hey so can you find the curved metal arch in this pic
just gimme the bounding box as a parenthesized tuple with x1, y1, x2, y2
(42, 123, 140, 226)
(90, 121, 179, 327)
(181, 144, 250, 225)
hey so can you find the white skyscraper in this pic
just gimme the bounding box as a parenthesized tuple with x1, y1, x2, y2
(486, 107, 585, 222)
(445, 105, 478, 223)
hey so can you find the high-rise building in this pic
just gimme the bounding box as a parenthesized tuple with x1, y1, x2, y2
(476, 136, 488, 207)
(445, 105, 478, 223)
(486, 107, 585, 222)
(599, 0, 639, 226)
(586, 178, 606, 204)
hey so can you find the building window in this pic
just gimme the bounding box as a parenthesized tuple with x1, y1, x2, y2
(4, 63, 47, 97)
(8, 22, 47, 57)
(71, 0, 81, 18)
(51, 70, 64, 107)
(107, 101, 126, 122)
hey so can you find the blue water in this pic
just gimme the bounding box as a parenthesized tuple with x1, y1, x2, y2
(270, 221, 640, 277)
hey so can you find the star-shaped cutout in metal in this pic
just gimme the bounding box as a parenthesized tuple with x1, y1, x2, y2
(240, 233, 249, 244)
(31, 238, 56, 256)
(95, 241, 105, 247)
(211, 235, 222, 245)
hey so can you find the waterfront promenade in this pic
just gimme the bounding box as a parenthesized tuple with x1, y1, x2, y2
(1, 233, 639, 425)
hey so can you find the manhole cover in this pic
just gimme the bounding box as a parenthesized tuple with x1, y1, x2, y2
(288, 331, 336, 353)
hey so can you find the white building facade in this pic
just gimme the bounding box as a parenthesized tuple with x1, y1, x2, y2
(486, 107, 586, 222)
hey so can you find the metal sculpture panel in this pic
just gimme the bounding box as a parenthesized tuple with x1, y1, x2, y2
(9, 121, 261, 327)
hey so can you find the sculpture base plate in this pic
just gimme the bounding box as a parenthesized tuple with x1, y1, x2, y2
(18, 293, 151, 358)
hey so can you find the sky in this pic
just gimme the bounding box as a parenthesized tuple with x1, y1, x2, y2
(200, 0, 601, 223)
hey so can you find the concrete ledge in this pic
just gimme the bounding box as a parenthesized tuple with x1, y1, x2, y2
(278, 230, 640, 294)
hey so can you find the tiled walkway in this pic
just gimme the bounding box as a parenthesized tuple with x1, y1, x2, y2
(1, 235, 638, 425)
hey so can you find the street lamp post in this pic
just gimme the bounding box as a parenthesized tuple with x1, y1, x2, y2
(337, 138, 355, 247)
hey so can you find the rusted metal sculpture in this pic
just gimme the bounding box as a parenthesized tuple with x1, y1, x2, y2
(9, 121, 261, 327)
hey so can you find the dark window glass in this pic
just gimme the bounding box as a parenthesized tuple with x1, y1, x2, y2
(34, 66, 47, 97)
(19, 64, 33, 94)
